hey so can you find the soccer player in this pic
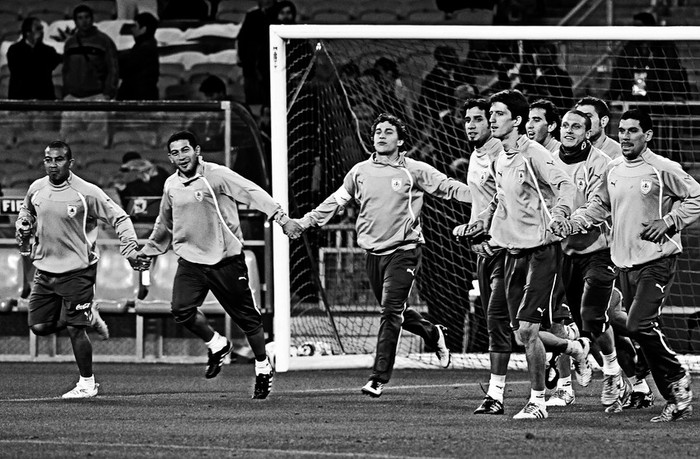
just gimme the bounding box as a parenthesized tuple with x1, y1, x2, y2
(452, 98, 510, 415)
(15, 140, 147, 398)
(294, 113, 462, 397)
(549, 110, 632, 411)
(465, 90, 587, 420)
(137, 130, 301, 399)
(525, 98, 561, 154)
(574, 96, 622, 159)
(569, 109, 699, 422)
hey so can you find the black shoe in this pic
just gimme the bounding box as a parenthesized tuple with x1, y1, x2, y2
(474, 395, 504, 415)
(252, 370, 274, 399)
(205, 340, 231, 379)
(624, 390, 655, 409)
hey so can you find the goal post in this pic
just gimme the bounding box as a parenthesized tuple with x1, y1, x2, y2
(270, 24, 700, 373)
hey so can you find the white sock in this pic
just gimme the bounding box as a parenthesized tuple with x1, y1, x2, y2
(557, 375, 573, 393)
(255, 356, 272, 375)
(205, 332, 227, 353)
(601, 351, 622, 376)
(633, 377, 650, 393)
(529, 389, 546, 406)
(79, 375, 95, 387)
(486, 374, 506, 402)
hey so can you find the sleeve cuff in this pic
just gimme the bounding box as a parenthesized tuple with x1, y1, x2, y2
(663, 214, 675, 229)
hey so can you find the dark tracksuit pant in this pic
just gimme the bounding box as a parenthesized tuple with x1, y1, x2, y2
(476, 250, 511, 353)
(366, 247, 437, 383)
(619, 255, 685, 401)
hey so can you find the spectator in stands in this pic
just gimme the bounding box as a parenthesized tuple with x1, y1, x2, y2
(530, 43, 573, 115)
(61, 4, 119, 140)
(112, 151, 169, 207)
(237, 0, 277, 107)
(136, 130, 300, 398)
(7, 17, 62, 100)
(417, 45, 462, 135)
(117, 12, 159, 100)
(609, 11, 691, 102)
(15, 140, 148, 399)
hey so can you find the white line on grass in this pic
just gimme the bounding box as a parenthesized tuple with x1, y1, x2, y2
(0, 380, 531, 402)
(0, 439, 444, 459)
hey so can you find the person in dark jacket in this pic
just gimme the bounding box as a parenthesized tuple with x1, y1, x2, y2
(7, 17, 62, 99)
(117, 12, 159, 100)
(236, 0, 277, 106)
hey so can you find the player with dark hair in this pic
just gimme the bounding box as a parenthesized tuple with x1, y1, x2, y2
(575, 96, 622, 160)
(526, 98, 561, 153)
(136, 130, 301, 399)
(548, 110, 632, 411)
(294, 113, 468, 397)
(15, 140, 147, 398)
(452, 98, 510, 415)
(567, 109, 700, 422)
(465, 90, 589, 420)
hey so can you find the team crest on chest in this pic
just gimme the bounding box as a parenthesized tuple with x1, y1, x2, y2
(194, 190, 204, 202)
(391, 178, 402, 191)
(66, 204, 78, 218)
(576, 178, 586, 191)
(640, 179, 652, 195)
(517, 169, 525, 184)
(479, 171, 488, 185)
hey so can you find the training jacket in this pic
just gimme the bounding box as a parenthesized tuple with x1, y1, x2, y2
(467, 136, 503, 225)
(17, 173, 138, 274)
(553, 144, 612, 255)
(300, 152, 471, 255)
(141, 159, 284, 264)
(542, 136, 561, 154)
(594, 136, 622, 160)
(572, 148, 700, 268)
(478, 135, 575, 251)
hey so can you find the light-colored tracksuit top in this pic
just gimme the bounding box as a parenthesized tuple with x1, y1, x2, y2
(594, 136, 622, 160)
(572, 148, 700, 268)
(478, 135, 575, 251)
(141, 159, 283, 264)
(300, 152, 471, 255)
(17, 173, 138, 274)
(467, 136, 503, 225)
(553, 144, 612, 256)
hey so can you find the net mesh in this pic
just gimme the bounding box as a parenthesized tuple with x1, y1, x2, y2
(283, 34, 700, 369)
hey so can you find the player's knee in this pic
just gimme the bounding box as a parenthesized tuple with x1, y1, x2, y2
(625, 317, 646, 337)
(30, 323, 53, 336)
(172, 307, 198, 326)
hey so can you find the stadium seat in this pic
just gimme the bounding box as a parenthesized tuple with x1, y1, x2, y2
(160, 51, 209, 71)
(309, 8, 354, 24)
(354, 7, 400, 24)
(26, 8, 70, 24)
(0, 248, 22, 313)
(94, 244, 138, 313)
(404, 8, 446, 24)
(5, 169, 44, 190)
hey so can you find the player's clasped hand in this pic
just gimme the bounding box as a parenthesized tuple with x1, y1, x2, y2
(128, 253, 152, 271)
(640, 219, 670, 243)
(549, 217, 573, 238)
(282, 219, 304, 240)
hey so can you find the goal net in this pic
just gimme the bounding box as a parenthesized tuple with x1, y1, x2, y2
(269, 25, 700, 372)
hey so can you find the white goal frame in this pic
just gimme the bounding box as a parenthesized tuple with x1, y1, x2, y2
(269, 24, 700, 372)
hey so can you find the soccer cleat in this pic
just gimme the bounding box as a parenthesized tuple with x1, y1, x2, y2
(650, 402, 693, 423)
(512, 402, 548, 420)
(474, 395, 504, 415)
(361, 379, 384, 398)
(623, 390, 655, 409)
(572, 338, 592, 387)
(434, 325, 451, 368)
(205, 340, 231, 379)
(669, 372, 693, 412)
(90, 303, 109, 340)
(546, 389, 575, 407)
(601, 371, 629, 406)
(252, 370, 274, 399)
(62, 382, 99, 399)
